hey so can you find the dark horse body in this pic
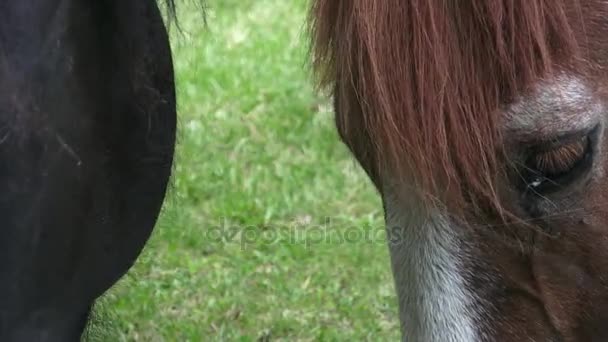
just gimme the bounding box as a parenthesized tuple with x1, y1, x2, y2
(0, 1, 175, 340)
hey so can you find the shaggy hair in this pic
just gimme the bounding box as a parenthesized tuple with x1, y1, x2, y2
(309, 0, 585, 218)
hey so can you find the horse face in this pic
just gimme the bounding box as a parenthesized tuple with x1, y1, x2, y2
(381, 82, 608, 340)
(312, 0, 608, 340)
(0, 1, 175, 340)
(476, 36, 608, 342)
(380, 4, 608, 342)
(462, 75, 608, 341)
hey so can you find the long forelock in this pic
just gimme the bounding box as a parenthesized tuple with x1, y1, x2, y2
(309, 0, 585, 219)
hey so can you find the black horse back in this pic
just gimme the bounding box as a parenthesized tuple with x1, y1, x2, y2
(0, 1, 176, 340)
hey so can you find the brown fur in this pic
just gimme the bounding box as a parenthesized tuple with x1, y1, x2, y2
(309, 0, 608, 340)
(309, 0, 583, 217)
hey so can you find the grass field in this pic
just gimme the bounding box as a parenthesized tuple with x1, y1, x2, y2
(91, 0, 399, 340)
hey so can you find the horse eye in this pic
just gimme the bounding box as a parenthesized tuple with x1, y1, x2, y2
(518, 134, 593, 194)
(532, 137, 587, 176)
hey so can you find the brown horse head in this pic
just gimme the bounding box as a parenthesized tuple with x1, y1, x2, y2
(311, 0, 608, 340)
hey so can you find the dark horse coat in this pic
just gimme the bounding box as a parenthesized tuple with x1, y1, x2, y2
(0, 1, 176, 340)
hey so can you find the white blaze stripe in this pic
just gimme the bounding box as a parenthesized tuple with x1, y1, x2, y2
(384, 192, 478, 342)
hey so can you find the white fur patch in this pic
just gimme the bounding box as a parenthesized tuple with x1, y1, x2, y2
(503, 75, 602, 137)
(383, 191, 478, 342)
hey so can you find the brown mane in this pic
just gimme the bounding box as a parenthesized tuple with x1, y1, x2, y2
(309, 0, 583, 217)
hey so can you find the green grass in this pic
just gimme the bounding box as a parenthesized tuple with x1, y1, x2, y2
(92, 0, 399, 340)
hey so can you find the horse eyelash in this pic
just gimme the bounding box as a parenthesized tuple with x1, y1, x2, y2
(531, 137, 588, 175)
